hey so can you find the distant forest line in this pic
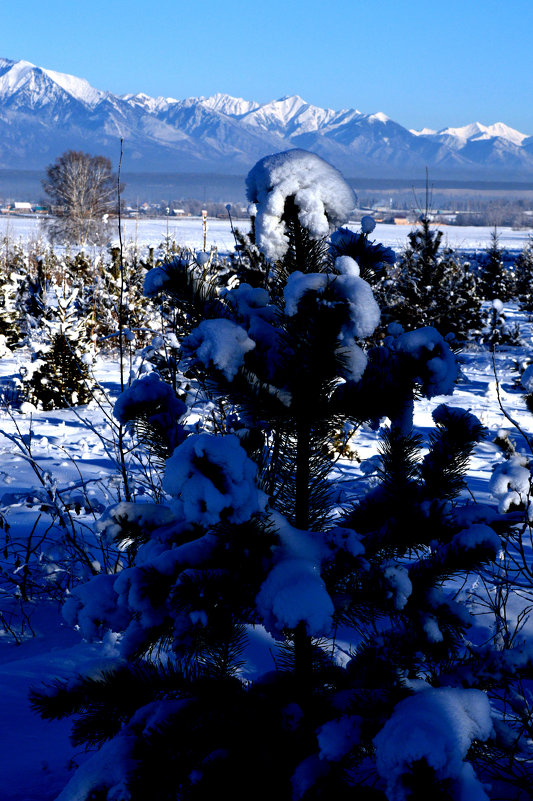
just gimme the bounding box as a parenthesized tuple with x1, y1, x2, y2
(2, 168, 533, 212)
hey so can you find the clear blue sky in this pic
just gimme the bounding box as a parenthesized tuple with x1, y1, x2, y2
(4, 0, 533, 132)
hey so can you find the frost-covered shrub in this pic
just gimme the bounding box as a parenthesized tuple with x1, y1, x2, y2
(0, 270, 26, 347)
(77, 245, 159, 351)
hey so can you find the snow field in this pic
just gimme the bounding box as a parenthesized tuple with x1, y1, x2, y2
(2, 214, 533, 254)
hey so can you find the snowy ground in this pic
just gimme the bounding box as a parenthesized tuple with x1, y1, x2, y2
(1, 226, 533, 798)
(2, 215, 533, 254)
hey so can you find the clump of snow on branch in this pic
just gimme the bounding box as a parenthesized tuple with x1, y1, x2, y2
(63, 573, 132, 638)
(316, 715, 363, 761)
(114, 372, 186, 425)
(291, 756, 330, 800)
(360, 215, 376, 234)
(96, 501, 176, 545)
(182, 318, 256, 381)
(284, 272, 329, 317)
(257, 558, 334, 636)
(490, 453, 531, 513)
(256, 512, 361, 636)
(521, 364, 533, 393)
(284, 272, 380, 339)
(334, 274, 381, 339)
(54, 734, 138, 801)
(422, 615, 444, 643)
(283, 270, 380, 382)
(222, 282, 275, 325)
(321, 526, 365, 558)
(394, 326, 457, 398)
(246, 149, 356, 260)
(163, 433, 266, 526)
(143, 261, 184, 298)
(432, 403, 484, 434)
(334, 255, 360, 277)
(334, 344, 368, 385)
(55, 698, 190, 801)
(374, 687, 494, 801)
(383, 561, 412, 610)
(449, 523, 501, 556)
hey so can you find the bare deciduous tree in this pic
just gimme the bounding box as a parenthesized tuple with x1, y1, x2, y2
(43, 150, 121, 245)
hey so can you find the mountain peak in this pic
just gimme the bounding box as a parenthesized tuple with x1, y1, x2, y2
(410, 127, 437, 136)
(368, 111, 390, 123)
(277, 94, 306, 103)
(437, 121, 528, 146)
(0, 58, 104, 108)
(41, 66, 104, 107)
(199, 93, 259, 116)
(0, 59, 38, 96)
(241, 94, 341, 134)
(122, 92, 177, 112)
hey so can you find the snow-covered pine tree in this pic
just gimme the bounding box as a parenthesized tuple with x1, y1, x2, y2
(31, 150, 532, 800)
(384, 214, 483, 340)
(71, 246, 136, 349)
(478, 227, 516, 302)
(480, 298, 521, 347)
(22, 282, 96, 410)
(14, 257, 51, 345)
(0, 234, 37, 348)
(514, 236, 533, 312)
(0, 268, 25, 347)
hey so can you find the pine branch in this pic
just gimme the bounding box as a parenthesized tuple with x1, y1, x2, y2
(29, 661, 190, 747)
(421, 405, 486, 501)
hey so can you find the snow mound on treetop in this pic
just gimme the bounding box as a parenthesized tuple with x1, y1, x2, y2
(246, 149, 356, 260)
(374, 687, 494, 801)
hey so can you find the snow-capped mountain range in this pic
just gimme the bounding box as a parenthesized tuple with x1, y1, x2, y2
(1, 56, 533, 180)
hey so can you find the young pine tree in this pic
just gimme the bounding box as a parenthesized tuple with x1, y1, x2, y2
(31, 150, 533, 801)
(478, 227, 516, 302)
(385, 214, 483, 340)
(480, 298, 521, 347)
(22, 284, 96, 410)
(514, 236, 533, 312)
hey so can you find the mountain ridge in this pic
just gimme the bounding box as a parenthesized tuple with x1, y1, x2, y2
(0, 57, 532, 180)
